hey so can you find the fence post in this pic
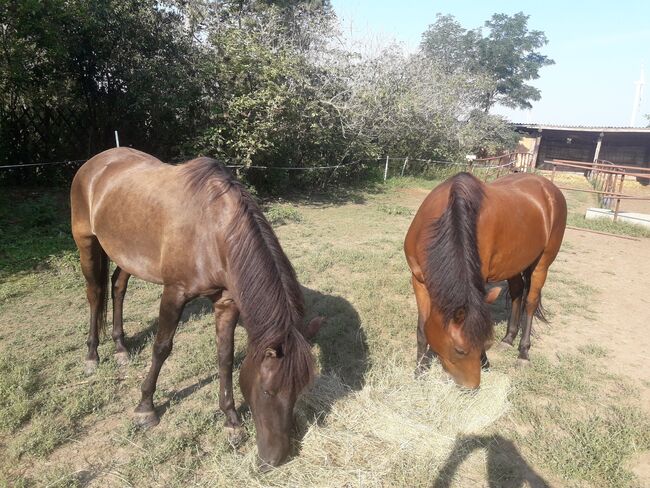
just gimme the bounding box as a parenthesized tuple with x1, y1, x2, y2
(114, 131, 120, 147)
(400, 156, 409, 177)
(551, 163, 556, 182)
(384, 155, 389, 181)
(618, 173, 626, 194)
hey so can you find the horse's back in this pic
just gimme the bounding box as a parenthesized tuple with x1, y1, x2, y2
(405, 172, 567, 283)
(70, 149, 229, 289)
(481, 173, 567, 280)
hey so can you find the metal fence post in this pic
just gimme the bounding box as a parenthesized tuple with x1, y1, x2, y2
(384, 155, 389, 181)
(401, 156, 409, 177)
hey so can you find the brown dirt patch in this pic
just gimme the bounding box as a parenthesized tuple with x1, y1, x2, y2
(535, 229, 650, 411)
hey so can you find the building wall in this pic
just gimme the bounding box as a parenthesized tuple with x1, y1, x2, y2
(536, 131, 598, 169)
(515, 127, 650, 170)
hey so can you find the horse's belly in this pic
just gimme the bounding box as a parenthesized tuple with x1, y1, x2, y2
(485, 245, 545, 282)
(95, 228, 165, 284)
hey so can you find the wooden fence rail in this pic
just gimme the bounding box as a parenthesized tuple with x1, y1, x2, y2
(545, 159, 650, 222)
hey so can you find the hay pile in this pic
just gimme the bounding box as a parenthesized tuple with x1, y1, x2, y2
(202, 360, 510, 487)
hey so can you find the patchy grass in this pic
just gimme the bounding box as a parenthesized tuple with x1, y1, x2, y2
(1, 177, 648, 487)
(567, 213, 650, 238)
(264, 202, 303, 226)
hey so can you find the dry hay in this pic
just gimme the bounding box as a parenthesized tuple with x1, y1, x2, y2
(199, 359, 511, 487)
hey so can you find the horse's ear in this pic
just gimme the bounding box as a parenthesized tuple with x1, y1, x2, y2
(453, 308, 465, 324)
(485, 286, 502, 304)
(303, 316, 325, 341)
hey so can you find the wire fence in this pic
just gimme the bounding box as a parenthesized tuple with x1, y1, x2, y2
(0, 151, 535, 184)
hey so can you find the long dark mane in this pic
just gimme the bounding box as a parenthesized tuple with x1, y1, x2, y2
(424, 172, 492, 347)
(182, 158, 313, 391)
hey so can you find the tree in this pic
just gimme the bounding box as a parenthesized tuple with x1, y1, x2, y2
(421, 12, 554, 111)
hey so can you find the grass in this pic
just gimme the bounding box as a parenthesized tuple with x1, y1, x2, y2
(567, 213, 650, 238)
(1, 176, 648, 487)
(263, 202, 303, 226)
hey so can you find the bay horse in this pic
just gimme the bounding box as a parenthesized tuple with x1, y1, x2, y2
(70, 147, 323, 468)
(404, 172, 566, 388)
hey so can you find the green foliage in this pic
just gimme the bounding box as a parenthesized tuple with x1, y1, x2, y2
(0, 189, 75, 276)
(2, 2, 542, 190)
(421, 12, 554, 111)
(264, 203, 303, 225)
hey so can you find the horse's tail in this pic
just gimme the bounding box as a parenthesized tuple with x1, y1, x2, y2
(533, 294, 548, 324)
(98, 247, 111, 336)
(522, 269, 549, 324)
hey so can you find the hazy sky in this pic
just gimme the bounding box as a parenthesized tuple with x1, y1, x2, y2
(330, 0, 650, 127)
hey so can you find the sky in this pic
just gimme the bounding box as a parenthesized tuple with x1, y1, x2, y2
(330, 0, 650, 127)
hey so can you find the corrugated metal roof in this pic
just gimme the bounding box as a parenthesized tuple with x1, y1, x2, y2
(512, 123, 650, 133)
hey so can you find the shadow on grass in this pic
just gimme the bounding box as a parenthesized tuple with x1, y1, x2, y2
(0, 189, 76, 278)
(489, 281, 511, 325)
(304, 286, 368, 391)
(433, 435, 549, 488)
(290, 287, 368, 455)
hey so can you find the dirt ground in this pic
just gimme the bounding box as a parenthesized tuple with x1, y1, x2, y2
(537, 227, 650, 485)
(538, 228, 650, 408)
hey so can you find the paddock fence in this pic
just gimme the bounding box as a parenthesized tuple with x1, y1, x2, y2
(544, 159, 650, 222)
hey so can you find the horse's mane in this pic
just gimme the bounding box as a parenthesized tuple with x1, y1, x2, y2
(181, 157, 313, 392)
(424, 172, 492, 347)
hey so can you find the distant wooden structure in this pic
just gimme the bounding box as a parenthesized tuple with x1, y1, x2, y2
(513, 124, 650, 171)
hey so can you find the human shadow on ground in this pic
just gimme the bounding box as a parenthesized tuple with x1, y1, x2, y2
(433, 435, 550, 488)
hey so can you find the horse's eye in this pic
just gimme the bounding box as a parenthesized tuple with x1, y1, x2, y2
(263, 389, 272, 397)
(454, 347, 467, 356)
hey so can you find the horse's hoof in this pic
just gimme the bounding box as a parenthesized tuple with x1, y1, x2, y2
(114, 351, 130, 366)
(225, 425, 245, 446)
(516, 358, 530, 368)
(134, 410, 160, 429)
(497, 341, 514, 352)
(84, 360, 98, 376)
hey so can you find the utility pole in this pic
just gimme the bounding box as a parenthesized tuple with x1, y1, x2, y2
(630, 65, 645, 127)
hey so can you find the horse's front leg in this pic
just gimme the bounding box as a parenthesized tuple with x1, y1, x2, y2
(412, 275, 435, 376)
(134, 285, 188, 428)
(212, 291, 243, 444)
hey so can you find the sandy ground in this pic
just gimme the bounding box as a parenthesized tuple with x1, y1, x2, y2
(537, 228, 650, 409)
(533, 227, 650, 486)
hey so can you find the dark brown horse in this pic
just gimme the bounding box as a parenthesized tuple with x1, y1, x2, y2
(404, 172, 566, 388)
(71, 148, 323, 468)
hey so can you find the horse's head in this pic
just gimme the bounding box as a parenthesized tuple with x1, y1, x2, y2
(239, 316, 324, 470)
(425, 287, 501, 389)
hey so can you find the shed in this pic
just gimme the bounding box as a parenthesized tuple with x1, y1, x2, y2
(513, 124, 650, 170)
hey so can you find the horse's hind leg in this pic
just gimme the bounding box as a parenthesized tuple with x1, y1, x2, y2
(500, 274, 526, 347)
(111, 267, 131, 365)
(518, 264, 549, 363)
(75, 235, 110, 375)
(212, 291, 243, 443)
(134, 285, 188, 428)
